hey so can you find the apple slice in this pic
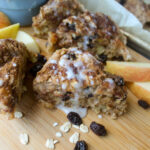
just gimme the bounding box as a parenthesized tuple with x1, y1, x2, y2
(16, 31, 40, 54)
(105, 61, 150, 82)
(0, 23, 20, 39)
(16, 31, 40, 62)
(127, 82, 150, 103)
(0, 12, 11, 29)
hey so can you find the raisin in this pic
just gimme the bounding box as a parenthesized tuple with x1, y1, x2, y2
(30, 54, 47, 77)
(119, 0, 126, 5)
(114, 76, 125, 86)
(90, 121, 107, 136)
(98, 54, 107, 64)
(67, 112, 82, 125)
(67, 53, 77, 60)
(37, 54, 47, 63)
(74, 141, 88, 150)
(88, 93, 93, 98)
(30, 63, 43, 77)
(66, 23, 76, 31)
(62, 92, 72, 101)
(138, 100, 149, 109)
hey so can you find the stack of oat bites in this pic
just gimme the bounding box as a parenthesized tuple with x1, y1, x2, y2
(32, 0, 131, 119)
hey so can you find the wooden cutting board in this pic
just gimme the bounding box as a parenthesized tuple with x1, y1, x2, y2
(0, 28, 150, 150)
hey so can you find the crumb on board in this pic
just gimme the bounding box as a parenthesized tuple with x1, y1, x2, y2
(53, 122, 58, 127)
(80, 124, 88, 133)
(73, 125, 80, 129)
(55, 132, 62, 137)
(60, 122, 71, 133)
(14, 112, 23, 119)
(98, 114, 102, 119)
(19, 133, 29, 145)
(69, 132, 80, 144)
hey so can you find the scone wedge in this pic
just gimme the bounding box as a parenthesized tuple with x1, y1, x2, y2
(33, 47, 127, 118)
(0, 39, 28, 118)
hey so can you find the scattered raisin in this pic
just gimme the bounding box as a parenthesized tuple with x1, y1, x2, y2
(90, 121, 107, 136)
(66, 23, 76, 31)
(74, 141, 88, 150)
(67, 53, 77, 60)
(67, 112, 82, 125)
(30, 54, 47, 77)
(119, 0, 126, 5)
(98, 54, 107, 63)
(114, 76, 125, 86)
(30, 63, 43, 77)
(37, 54, 47, 64)
(138, 100, 149, 109)
(62, 92, 72, 101)
(88, 93, 93, 98)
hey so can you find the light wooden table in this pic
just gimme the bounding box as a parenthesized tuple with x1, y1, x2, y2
(0, 28, 150, 150)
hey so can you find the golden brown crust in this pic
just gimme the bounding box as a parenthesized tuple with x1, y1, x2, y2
(33, 47, 127, 118)
(32, 0, 86, 39)
(0, 39, 28, 117)
(55, 12, 131, 61)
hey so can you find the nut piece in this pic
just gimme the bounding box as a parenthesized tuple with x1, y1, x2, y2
(53, 122, 58, 127)
(14, 112, 23, 119)
(90, 121, 107, 136)
(60, 122, 71, 133)
(45, 139, 54, 149)
(69, 132, 80, 144)
(19, 133, 29, 145)
(55, 132, 62, 137)
(80, 124, 88, 133)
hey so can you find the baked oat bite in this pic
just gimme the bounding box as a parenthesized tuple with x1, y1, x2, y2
(54, 12, 131, 61)
(33, 47, 127, 118)
(0, 39, 28, 118)
(117, 0, 150, 25)
(32, 0, 86, 39)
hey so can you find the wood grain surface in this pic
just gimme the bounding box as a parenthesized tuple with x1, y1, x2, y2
(0, 28, 150, 150)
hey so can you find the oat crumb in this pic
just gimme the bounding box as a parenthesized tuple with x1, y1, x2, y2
(73, 125, 80, 129)
(19, 133, 29, 145)
(54, 140, 59, 144)
(14, 111, 23, 119)
(60, 122, 71, 133)
(55, 132, 62, 137)
(80, 124, 88, 133)
(45, 139, 54, 149)
(69, 132, 80, 144)
(53, 122, 58, 127)
(98, 114, 102, 119)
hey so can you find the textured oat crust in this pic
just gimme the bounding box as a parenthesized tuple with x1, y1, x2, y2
(117, 0, 150, 25)
(33, 47, 127, 118)
(32, 0, 86, 39)
(54, 12, 131, 61)
(0, 39, 28, 117)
